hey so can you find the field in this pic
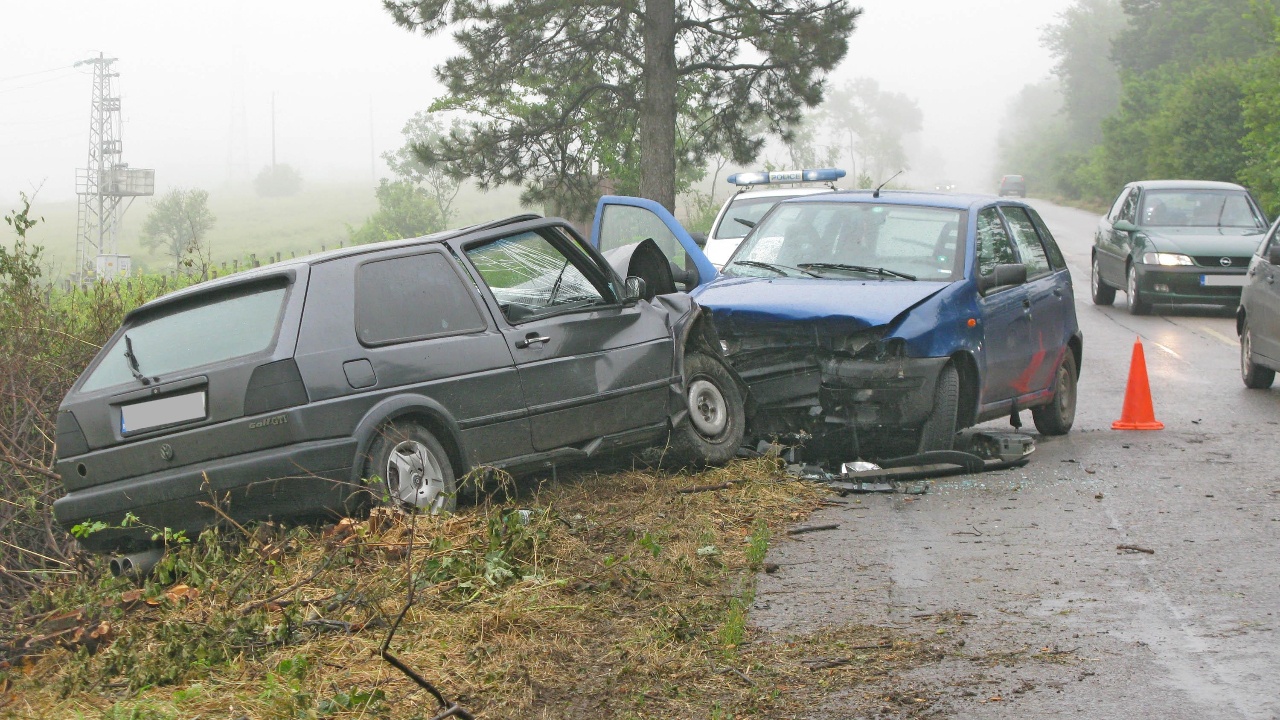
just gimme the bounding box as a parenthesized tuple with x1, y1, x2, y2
(19, 183, 529, 277)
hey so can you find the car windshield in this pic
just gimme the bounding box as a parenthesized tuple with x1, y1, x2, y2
(712, 194, 808, 240)
(80, 282, 289, 392)
(724, 202, 965, 281)
(1140, 189, 1265, 229)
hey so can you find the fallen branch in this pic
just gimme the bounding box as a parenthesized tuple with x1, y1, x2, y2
(239, 559, 329, 614)
(786, 523, 838, 536)
(1116, 544, 1154, 554)
(676, 482, 733, 494)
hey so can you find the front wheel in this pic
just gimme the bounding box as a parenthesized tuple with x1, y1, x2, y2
(1091, 253, 1115, 305)
(1032, 351, 1078, 435)
(364, 422, 457, 514)
(668, 352, 746, 467)
(1241, 319, 1276, 389)
(917, 364, 960, 453)
(1127, 263, 1151, 316)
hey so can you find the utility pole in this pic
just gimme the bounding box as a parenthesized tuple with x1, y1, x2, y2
(74, 53, 154, 282)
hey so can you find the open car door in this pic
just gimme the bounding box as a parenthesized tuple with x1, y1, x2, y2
(590, 195, 718, 292)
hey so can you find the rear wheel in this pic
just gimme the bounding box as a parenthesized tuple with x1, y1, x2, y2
(668, 352, 745, 467)
(1091, 253, 1115, 305)
(917, 364, 960, 453)
(1241, 319, 1276, 389)
(1127, 263, 1151, 315)
(365, 422, 457, 514)
(1032, 352, 1078, 435)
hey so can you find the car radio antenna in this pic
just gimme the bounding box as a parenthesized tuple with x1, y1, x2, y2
(873, 170, 904, 199)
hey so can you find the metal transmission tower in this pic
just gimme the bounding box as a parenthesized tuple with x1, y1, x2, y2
(74, 53, 154, 281)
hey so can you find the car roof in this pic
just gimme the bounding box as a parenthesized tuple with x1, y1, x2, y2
(1132, 179, 1248, 192)
(777, 189, 1018, 212)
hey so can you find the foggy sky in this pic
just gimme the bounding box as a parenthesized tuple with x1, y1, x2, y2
(1, 0, 1072, 205)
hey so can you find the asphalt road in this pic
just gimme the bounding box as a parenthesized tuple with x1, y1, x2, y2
(751, 198, 1280, 718)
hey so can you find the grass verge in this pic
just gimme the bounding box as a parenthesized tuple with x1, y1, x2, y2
(1, 458, 963, 719)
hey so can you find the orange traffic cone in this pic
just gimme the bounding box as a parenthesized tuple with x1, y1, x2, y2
(1112, 336, 1164, 430)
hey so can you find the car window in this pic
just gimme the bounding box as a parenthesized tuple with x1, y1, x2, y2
(1000, 206, 1051, 279)
(1108, 188, 1131, 222)
(726, 201, 965, 281)
(596, 203, 687, 268)
(355, 252, 487, 346)
(80, 281, 289, 392)
(465, 230, 609, 323)
(1261, 219, 1280, 257)
(712, 194, 805, 240)
(1118, 190, 1140, 223)
(1025, 207, 1067, 269)
(1140, 189, 1267, 229)
(975, 207, 1018, 277)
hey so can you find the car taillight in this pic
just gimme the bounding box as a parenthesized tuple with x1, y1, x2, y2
(56, 411, 90, 458)
(244, 359, 309, 416)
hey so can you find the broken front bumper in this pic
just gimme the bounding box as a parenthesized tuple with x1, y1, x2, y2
(736, 353, 949, 429)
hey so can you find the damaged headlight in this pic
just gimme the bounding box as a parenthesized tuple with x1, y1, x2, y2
(841, 327, 892, 358)
(851, 334, 906, 362)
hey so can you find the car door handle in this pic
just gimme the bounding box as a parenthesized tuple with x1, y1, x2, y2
(1052, 288, 1063, 298)
(1022, 298, 1032, 309)
(515, 333, 551, 349)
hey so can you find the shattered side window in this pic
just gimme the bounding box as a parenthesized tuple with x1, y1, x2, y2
(976, 207, 1017, 276)
(465, 230, 608, 323)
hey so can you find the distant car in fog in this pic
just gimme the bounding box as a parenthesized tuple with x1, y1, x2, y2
(1092, 179, 1268, 315)
(998, 175, 1026, 198)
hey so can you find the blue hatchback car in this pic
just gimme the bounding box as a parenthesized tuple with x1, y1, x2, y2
(591, 192, 1082, 461)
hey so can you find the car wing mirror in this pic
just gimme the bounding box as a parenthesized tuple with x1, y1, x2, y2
(690, 231, 708, 249)
(623, 276, 647, 305)
(978, 263, 1028, 294)
(1114, 219, 1138, 233)
(1269, 245, 1280, 266)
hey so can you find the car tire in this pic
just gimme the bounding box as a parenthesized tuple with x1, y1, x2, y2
(1032, 351, 1078, 435)
(1127, 263, 1151, 315)
(364, 422, 457, 514)
(1240, 319, 1276, 389)
(1091, 253, 1115, 306)
(917, 364, 960, 453)
(668, 352, 746, 467)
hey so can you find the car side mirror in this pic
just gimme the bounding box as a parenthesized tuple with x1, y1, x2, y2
(1269, 245, 1280, 266)
(623, 276, 647, 304)
(1114, 219, 1138, 233)
(978, 263, 1028, 294)
(690, 231, 708, 249)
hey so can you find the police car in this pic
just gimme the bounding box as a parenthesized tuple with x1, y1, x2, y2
(703, 168, 846, 269)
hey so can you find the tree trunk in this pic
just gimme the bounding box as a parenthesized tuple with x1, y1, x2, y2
(639, 0, 678, 212)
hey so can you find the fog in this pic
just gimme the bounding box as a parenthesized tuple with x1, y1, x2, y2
(1, 0, 1071, 205)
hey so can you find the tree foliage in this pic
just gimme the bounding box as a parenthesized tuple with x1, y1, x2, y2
(383, 0, 861, 219)
(140, 189, 216, 273)
(384, 112, 463, 227)
(822, 78, 923, 183)
(348, 179, 443, 245)
(254, 163, 303, 198)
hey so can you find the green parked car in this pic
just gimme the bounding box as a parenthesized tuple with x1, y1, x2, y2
(1092, 180, 1269, 315)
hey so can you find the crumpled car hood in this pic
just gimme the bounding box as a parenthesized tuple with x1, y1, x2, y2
(691, 276, 951, 332)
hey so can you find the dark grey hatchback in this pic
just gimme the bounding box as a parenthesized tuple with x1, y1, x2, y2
(54, 214, 745, 553)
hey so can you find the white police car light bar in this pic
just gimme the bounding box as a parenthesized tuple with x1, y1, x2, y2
(727, 168, 846, 186)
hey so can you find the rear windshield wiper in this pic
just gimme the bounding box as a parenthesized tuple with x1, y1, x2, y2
(123, 335, 152, 386)
(798, 262, 917, 281)
(730, 259, 821, 278)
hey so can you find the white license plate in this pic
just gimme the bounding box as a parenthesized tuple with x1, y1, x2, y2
(121, 391, 206, 434)
(1201, 274, 1247, 287)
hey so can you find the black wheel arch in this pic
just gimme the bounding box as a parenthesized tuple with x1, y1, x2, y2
(350, 396, 468, 486)
(951, 351, 981, 430)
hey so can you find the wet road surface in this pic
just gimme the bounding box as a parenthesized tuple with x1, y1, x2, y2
(751, 199, 1280, 718)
